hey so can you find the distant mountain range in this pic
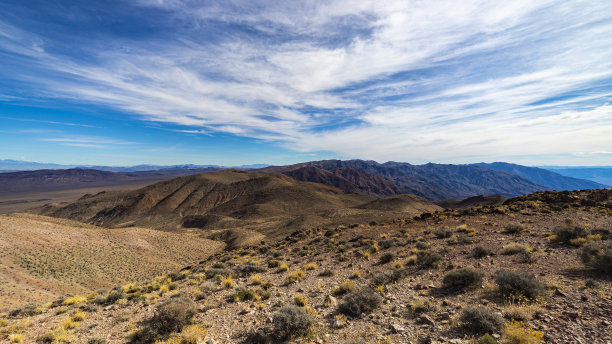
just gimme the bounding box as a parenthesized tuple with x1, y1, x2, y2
(1, 159, 608, 202)
(0, 159, 268, 173)
(261, 160, 608, 200)
(471, 162, 607, 191)
(541, 166, 612, 187)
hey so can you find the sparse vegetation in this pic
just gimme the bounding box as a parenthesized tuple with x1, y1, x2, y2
(338, 288, 382, 317)
(503, 224, 524, 234)
(272, 305, 313, 339)
(378, 252, 395, 264)
(580, 243, 612, 276)
(332, 280, 357, 296)
(550, 224, 587, 245)
(442, 268, 483, 291)
(130, 297, 196, 343)
(434, 228, 452, 238)
(470, 246, 491, 258)
(459, 305, 504, 335)
(416, 250, 442, 268)
(494, 270, 544, 300)
(503, 320, 544, 344)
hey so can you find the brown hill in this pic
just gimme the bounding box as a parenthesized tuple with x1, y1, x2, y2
(355, 194, 442, 213)
(0, 213, 223, 311)
(281, 166, 405, 198)
(33, 170, 439, 241)
(435, 194, 506, 210)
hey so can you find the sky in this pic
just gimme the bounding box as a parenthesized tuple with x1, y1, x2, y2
(0, 0, 611, 166)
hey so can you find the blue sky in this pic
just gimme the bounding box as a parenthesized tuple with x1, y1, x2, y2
(0, 0, 611, 166)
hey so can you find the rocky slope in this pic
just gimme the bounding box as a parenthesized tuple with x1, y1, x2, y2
(3, 190, 610, 344)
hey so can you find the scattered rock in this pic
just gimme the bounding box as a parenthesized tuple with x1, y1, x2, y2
(391, 323, 407, 333)
(419, 314, 435, 326)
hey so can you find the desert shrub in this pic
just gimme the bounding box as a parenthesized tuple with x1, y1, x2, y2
(378, 239, 395, 249)
(167, 271, 187, 282)
(10, 303, 42, 317)
(370, 268, 408, 286)
(379, 252, 395, 264)
(410, 298, 436, 314)
(494, 270, 544, 300)
(332, 280, 357, 296)
(293, 294, 307, 307)
(236, 262, 266, 276)
(130, 297, 196, 343)
(434, 229, 452, 239)
(590, 228, 610, 240)
(303, 263, 317, 271)
(267, 260, 281, 268)
(284, 270, 305, 284)
(37, 330, 66, 344)
(338, 288, 382, 317)
(272, 305, 313, 339)
(580, 243, 612, 276)
(416, 250, 441, 268)
(205, 268, 233, 279)
(470, 246, 491, 258)
(318, 269, 334, 277)
(442, 268, 483, 291)
(88, 338, 106, 344)
(229, 288, 257, 302)
(503, 224, 524, 234)
(551, 225, 587, 245)
(415, 241, 430, 250)
(457, 236, 474, 245)
(502, 244, 530, 255)
(503, 320, 544, 344)
(459, 306, 504, 335)
(477, 334, 498, 344)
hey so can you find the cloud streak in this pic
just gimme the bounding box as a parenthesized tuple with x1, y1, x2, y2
(0, 0, 611, 164)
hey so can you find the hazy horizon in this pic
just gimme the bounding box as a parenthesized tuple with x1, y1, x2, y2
(1, 1, 611, 166)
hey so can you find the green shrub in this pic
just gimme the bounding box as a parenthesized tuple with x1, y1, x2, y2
(442, 268, 483, 291)
(494, 270, 544, 300)
(94, 290, 124, 305)
(470, 246, 491, 258)
(503, 224, 524, 234)
(477, 333, 499, 344)
(338, 288, 382, 317)
(318, 269, 334, 277)
(272, 305, 313, 339)
(580, 243, 612, 276)
(552, 225, 587, 244)
(229, 288, 258, 302)
(379, 252, 395, 264)
(370, 268, 408, 286)
(459, 306, 504, 335)
(416, 250, 441, 268)
(332, 280, 357, 296)
(434, 229, 452, 239)
(130, 297, 196, 343)
(9, 303, 42, 317)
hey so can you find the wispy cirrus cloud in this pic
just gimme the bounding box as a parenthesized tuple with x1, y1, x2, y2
(39, 136, 135, 149)
(0, 0, 611, 164)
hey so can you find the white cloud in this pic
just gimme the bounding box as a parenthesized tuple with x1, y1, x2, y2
(1, 0, 612, 164)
